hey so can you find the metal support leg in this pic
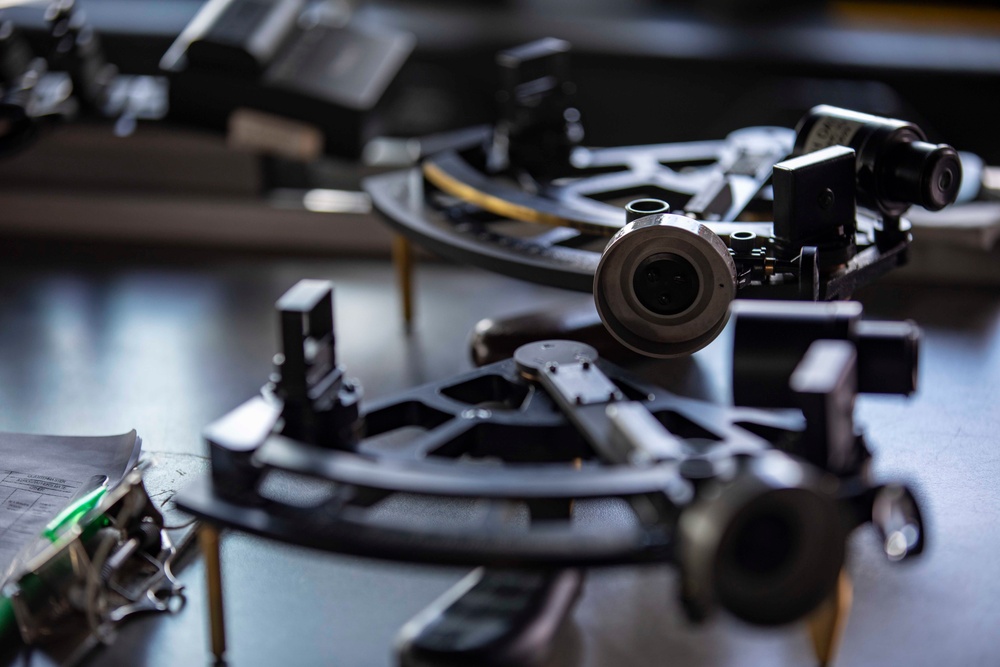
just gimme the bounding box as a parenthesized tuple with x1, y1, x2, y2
(807, 569, 853, 667)
(392, 235, 415, 332)
(200, 524, 227, 664)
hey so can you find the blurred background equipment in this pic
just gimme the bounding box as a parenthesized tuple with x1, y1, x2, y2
(367, 35, 962, 361)
(0, 0, 998, 262)
(159, 0, 414, 159)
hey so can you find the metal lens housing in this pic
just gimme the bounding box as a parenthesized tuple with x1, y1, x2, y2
(594, 213, 736, 357)
(679, 452, 846, 625)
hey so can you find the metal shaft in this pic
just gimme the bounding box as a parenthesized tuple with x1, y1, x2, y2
(392, 235, 415, 332)
(200, 523, 227, 662)
(807, 569, 853, 667)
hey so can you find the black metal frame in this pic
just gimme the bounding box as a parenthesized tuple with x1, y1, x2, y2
(176, 281, 925, 626)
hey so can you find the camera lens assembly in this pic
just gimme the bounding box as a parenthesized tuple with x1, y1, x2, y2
(594, 210, 736, 357)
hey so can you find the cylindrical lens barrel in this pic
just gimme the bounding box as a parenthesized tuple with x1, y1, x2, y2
(594, 212, 736, 357)
(678, 452, 845, 625)
(794, 105, 961, 217)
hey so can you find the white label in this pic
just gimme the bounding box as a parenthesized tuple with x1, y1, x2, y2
(802, 116, 863, 154)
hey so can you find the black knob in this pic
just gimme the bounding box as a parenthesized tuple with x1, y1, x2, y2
(728, 230, 758, 255)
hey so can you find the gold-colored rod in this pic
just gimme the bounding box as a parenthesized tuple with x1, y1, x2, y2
(421, 157, 622, 237)
(392, 235, 415, 333)
(423, 161, 571, 228)
(200, 524, 227, 663)
(808, 569, 854, 667)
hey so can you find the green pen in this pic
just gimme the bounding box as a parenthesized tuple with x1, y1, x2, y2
(0, 594, 14, 642)
(41, 483, 109, 543)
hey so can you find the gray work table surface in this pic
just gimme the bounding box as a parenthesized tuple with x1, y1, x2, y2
(0, 239, 997, 667)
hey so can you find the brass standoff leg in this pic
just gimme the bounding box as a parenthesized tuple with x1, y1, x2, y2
(199, 523, 227, 664)
(807, 569, 853, 667)
(392, 234, 415, 332)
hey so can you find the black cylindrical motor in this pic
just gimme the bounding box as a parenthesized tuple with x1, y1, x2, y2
(794, 105, 961, 217)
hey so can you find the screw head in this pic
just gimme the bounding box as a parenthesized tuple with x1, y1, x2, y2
(818, 188, 835, 211)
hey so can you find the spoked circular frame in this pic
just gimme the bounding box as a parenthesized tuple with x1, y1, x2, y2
(364, 127, 795, 292)
(179, 354, 804, 569)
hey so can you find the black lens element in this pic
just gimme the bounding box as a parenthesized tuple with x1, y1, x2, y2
(633, 253, 700, 316)
(731, 512, 798, 576)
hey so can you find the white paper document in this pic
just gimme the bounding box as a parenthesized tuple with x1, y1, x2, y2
(0, 430, 142, 582)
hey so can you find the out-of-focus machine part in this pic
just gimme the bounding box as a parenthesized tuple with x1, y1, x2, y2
(0, 0, 167, 155)
(731, 299, 920, 407)
(0, 5, 68, 156)
(1, 0, 413, 160)
(160, 0, 414, 160)
(1, 469, 186, 664)
(0, 54, 45, 157)
(43, 0, 117, 113)
(2, 7, 997, 266)
(364, 39, 964, 361)
(0, 9, 39, 155)
(0, 0, 418, 254)
(484, 37, 583, 180)
(176, 279, 926, 667)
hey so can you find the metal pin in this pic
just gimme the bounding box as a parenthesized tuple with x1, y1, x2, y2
(200, 524, 227, 663)
(807, 569, 853, 667)
(392, 235, 415, 332)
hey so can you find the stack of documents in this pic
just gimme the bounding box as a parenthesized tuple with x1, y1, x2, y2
(0, 430, 141, 583)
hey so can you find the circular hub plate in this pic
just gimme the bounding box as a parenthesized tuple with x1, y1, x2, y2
(514, 340, 599, 379)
